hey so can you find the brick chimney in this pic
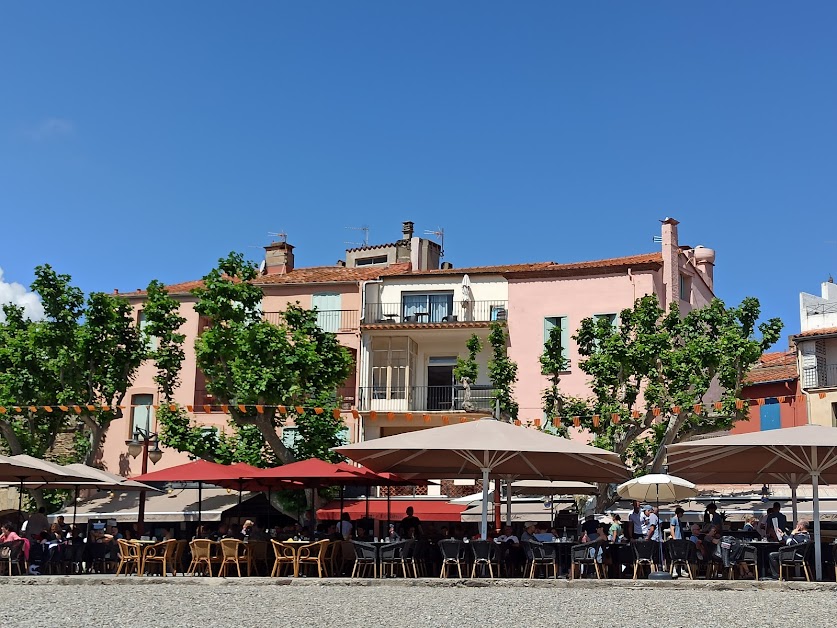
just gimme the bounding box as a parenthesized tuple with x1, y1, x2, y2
(660, 217, 680, 311)
(264, 241, 295, 275)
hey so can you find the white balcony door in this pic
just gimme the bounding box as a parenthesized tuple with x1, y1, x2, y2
(312, 292, 341, 332)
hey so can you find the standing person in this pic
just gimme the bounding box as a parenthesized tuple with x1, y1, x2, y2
(766, 502, 788, 541)
(669, 507, 685, 540)
(338, 512, 353, 540)
(609, 514, 623, 542)
(24, 507, 49, 540)
(704, 503, 722, 530)
(627, 501, 643, 541)
(643, 506, 660, 541)
(400, 506, 422, 539)
(56, 516, 70, 534)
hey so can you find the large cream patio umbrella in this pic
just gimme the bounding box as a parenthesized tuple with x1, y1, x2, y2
(335, 417, 629, 539)
(667, 424, 837, 581)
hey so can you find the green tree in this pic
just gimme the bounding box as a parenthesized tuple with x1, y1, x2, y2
(153, 252, 353, 467)
(487, 322, 518, 422)
(573, 295, 783, 474)
(538, 325, 590, 438)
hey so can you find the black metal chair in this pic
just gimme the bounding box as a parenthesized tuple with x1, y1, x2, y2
(350, 541, 377, 578)
(380, 541, 408, 578)
(570, 541, 603, 579)
(524, 541, 557, 579)
(778, 542, 814, 581)
(0, 539, 26, 575)
(728, 543, 758, 580)
(469, 540, 500, 578)
(632, 540, 658, 579)
(438, 539, 465, 578)
(666, 539, 697, 579)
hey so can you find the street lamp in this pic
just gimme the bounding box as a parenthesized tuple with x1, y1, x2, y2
(125, 427, 163, 535)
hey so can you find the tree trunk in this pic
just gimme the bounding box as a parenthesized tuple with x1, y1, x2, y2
(253, 414, 295, 464)
(649, 411, 689, 474)
(83, 420, 109, 469)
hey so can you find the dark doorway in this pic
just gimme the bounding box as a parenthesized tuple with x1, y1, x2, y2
(427, 365, 454, 411)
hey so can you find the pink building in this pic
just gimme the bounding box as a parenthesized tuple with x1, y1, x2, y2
(507, 218, 715, 420)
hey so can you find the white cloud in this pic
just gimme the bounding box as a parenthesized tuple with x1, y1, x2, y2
(26, 117, 75, 141)
(0, 267, 44, 322)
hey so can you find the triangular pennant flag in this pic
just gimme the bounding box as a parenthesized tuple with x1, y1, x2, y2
(221, 405, 229, 413)
(552, 417, 561, 428)
(59, 405, 68, 412)
(255, 404, 264, 413)
(152, 405, 160, 411)
(28, 406, 37, 413)
(351, 409, 359, 419)
(735, 400, 745, 410)
(652, 407, 661, 417)
(406, 413, 414, 421)
(295, 406, 305, 415)
(169, 404, 177, 412)
(386, 412, 395, 421)
(314, 407, 324, 415)
(611, 413, 620, 424)
(714, 402, 723, 411)
(778, 396, 787, 403)
(573, 416, 580, 427)
(423, 414, 430, 423)
(187, 405, 194, 412)
(72, 405, 82, 414)
(442, 416, 449, 424)
(332, 408, 341, 419)
(631, 410, 640, 419)
(693, 404, 702, 414)
(459, 417, 467, 423)
(534, 418, 541, 427)
(819, 392, 827, 399)
(43, 406, 53, 413)
(671, 406, 681, 415)
(514, 420, 521, 426)
(757, 398, 765, 406)
(370, 411, 378, 421)
(592, 415, 600, 428)
(203, 405, 212, 413)
(0, 407, 5, 414)
(13, 407, 22, 413)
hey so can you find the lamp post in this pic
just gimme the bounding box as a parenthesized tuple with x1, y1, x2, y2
(125, 427, 163, 536)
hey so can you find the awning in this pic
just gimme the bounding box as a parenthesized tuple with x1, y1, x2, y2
(317, 498, 466, 522)
(47, 488, 258, 523)
(460, 500, 569, 523)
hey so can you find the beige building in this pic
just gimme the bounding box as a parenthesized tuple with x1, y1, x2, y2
(794, 279, 837, 426)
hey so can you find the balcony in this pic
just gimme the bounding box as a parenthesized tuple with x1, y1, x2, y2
(357, 385, 497, 413)
(802, 365, 837, 389)
(362, 301, 507, 326)
(263, 309, 359, 333)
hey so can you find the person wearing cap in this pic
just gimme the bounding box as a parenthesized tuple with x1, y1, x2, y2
(642, 505, 660, 541)
(520, 522, 537, 543)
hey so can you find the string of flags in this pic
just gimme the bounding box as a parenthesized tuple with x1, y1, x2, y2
(0, 393, 812, 428)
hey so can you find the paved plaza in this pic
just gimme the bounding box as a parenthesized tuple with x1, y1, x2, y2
(1, 579, 835, 627)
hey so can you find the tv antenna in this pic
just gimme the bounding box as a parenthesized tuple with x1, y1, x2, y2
(345, 225, 370, 248)
(424, 227, 445, 257)
(268, 231, 288, 244)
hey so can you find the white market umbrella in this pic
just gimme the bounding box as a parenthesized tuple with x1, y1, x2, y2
(617, 474, 698, 503)
(667, 424, 837, 581)
(335, 417, 629, 539)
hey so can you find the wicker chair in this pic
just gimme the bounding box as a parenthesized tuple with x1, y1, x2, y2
(632, 540, 658, 579)
(570, 541, 602, 579)
(188, 539, 216, 576)
(172, 540, 189, 576)
(525, 541, 557, 579)
(469, 540, 500, 578)
(778, 542, 813, 582)
(298, 540, 330, 578)
(218, 539, 247, 577)
(0, 540, 26, 575)
(115, 539, 141, 576)
(350, 541, 377, 578)
(142, 539, 177, 576)
(438, 539, 465, 578)
(270, 540, 296, 577)
(666, 539, 697, 579)
(245, 540, 268, 576)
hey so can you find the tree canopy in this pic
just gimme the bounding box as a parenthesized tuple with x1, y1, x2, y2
(569, 294, 783, 474)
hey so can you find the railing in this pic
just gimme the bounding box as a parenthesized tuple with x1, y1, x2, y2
(362, 301, 508, 325)
(802, 365, 837, 389)
(357, 385, 497, 412)
(193, 386, 357, 412)
(263, 309, 358, 333)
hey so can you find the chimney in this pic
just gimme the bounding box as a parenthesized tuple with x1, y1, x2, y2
(693, 245, 716, 290)
(660, 217, 680, 311)
(264, 241, 295, 275)
(402, 221, 414, 241)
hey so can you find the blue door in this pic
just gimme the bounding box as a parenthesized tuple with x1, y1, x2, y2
(759, 398, 781, 431)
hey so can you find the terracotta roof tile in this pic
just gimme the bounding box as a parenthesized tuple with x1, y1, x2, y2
(793, 326, 837, 339)
(744, 351, 798, 384)
(390, 252, 663, 278)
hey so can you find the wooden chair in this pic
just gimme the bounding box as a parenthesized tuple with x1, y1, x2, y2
(188, 539, 216, 576)
(115, 539, 141, 576)
(270, 540, 296, 577)
(172, 540, 188, 576)
(142, 539, 177, 576)
(297, 540, 330, 578)
(218, 538, 247, 577)
(245, 541, 268, 576)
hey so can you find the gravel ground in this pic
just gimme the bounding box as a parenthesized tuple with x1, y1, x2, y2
(0, 583, 833, 628)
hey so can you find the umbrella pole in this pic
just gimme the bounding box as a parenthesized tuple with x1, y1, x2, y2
(340, 484, 345, 537)
(506, 479, 512, 526)
(17, 478, 24, 529)
(493, 479, 501, 533)
(813, 469, 822, 581)
(237, 480, 243, 527)
(480, 468, 490, 540)
(198, 482, 203, 535)
(386, 485, 391, 537)
(790, 481, 799, 525)
(72, 486, 79, 528)
(266, 488, 272, 534)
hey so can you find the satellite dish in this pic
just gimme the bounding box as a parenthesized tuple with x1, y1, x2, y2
(258, 260, 267, 275)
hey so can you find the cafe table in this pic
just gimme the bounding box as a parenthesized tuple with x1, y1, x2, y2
(749, 540, 780, 578)
(277, 539, 314, 577)
(541, 540, 576, 577)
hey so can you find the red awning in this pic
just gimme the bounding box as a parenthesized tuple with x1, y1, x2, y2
(317, 498, 465, 522)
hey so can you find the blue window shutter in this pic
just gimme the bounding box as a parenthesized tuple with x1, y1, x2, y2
(759, 398, 781, 431)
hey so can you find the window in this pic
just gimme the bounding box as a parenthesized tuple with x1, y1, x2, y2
(832, 403, 837, 428)
(282, 425, 349, 451)
(401, 292, 454, 323)
(137, 311, 158, 350)
(544, 316, 569, 365)
(130, 394, 154, 435)
(312, 292, 342, 332)
(370, 337, 417, 400)
(355, 255, 388, 266)
(593, 313, 617, 328)
(679, 274, 692, 301)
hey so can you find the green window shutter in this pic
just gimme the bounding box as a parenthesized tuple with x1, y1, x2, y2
(544, 316, 569, 364)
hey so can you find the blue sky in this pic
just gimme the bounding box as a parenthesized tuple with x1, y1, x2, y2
(1, 2, 835, 340)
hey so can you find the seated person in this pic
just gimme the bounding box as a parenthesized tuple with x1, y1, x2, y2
(768, 520, 810, 579)
(0, 521, 30, 564)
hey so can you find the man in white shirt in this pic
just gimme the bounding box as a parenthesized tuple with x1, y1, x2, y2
(643, 505, 660, 541)
(495, 525, 520, 545)
(628, 500, 644, 540)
